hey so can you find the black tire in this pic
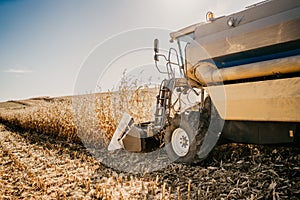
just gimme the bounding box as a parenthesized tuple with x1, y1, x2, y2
(164, 98, 212, 164)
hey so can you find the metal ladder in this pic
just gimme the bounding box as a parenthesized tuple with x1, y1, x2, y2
(154, 79, 171, 129)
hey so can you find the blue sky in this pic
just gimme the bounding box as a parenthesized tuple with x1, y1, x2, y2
(0, 0, 259, 101)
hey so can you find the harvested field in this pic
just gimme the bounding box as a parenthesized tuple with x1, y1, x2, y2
(0, 88, 299, 199)
(0, 123, 299, 199)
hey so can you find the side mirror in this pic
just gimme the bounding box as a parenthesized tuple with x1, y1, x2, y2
(154, 39, 159, 53)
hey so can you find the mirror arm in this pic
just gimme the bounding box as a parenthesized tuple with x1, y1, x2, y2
(155, 59, 168, 74)
(154, 54, 159, 62)
(155, 53, 168, 62)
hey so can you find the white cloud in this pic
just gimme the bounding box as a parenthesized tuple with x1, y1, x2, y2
(4, 68, 33, 74)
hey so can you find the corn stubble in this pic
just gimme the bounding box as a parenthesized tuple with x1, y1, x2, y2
(0, 123, 169, 199)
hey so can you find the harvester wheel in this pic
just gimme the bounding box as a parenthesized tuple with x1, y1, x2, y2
(164, 98, 212, 164)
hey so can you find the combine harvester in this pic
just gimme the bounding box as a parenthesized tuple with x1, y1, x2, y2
(108, 0, 300, 163)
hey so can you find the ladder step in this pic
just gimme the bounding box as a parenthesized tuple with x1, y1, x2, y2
(158, 96, 169, 99)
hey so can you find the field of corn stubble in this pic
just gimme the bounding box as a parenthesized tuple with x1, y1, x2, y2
(0, 82, 299, 199)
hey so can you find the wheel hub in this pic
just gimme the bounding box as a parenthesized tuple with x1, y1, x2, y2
(171, 128, 190, 157)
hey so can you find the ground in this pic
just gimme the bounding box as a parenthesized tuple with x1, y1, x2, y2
(0, 97, 299, 199)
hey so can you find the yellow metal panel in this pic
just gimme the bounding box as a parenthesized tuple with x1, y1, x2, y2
(207, 77, 300, 122)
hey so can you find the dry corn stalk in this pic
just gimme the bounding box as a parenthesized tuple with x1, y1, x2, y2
(0, 75, 157, 146)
